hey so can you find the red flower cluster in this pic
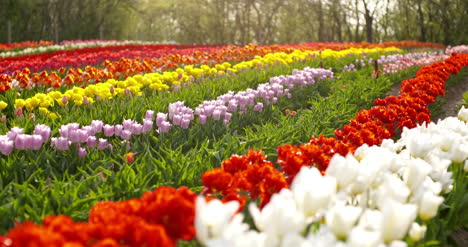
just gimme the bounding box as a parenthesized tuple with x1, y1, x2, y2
(0, 74, 12, 91)
(0, 40, 53, 51)
(0, 186, 196, 247)
(201, 149, 288, 209)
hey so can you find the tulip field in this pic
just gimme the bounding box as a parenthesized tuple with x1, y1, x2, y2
(0, 40, 467, 247)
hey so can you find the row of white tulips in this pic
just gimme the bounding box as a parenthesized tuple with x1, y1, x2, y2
(195, 107, 468, 247)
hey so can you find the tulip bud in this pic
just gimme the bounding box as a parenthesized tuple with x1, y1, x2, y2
(409, 223, 426, 242)
(78, 147, 87, 158)
(15, 107, 23, 117)
(82, 96, 89, 105)
(125, 152, 135, 164)
(199, 115, 207, 125)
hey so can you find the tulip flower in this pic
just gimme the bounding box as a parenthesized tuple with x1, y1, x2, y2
(418, 192, 444, 221)
(326, 205, 362, 239)
(380, 200, 417, 243)
(195, 197, 242, 244)
(409, 223, 427, 242)
(0, 101, 7, 110)
(291, 167, 336, 218)
(97, 138, 107, 150)
(103, 125, 114, 137)
(78, 147, 87, 158)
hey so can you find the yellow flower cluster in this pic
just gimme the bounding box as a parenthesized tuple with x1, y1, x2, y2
(12, 46, 401, 116)
(232, 47, 402, 71)
(0, 101, 7, 110)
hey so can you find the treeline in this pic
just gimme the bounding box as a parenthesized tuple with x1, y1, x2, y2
(0, 0, 467, 45)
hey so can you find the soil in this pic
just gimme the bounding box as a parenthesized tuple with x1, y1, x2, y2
(435, 76, 468, 121)
(387, 76, 468, 247)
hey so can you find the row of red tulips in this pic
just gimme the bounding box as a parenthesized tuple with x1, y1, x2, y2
(0, 44, 222, 74)
(0, 52, 465, 247)
(0, 41, 53, 51)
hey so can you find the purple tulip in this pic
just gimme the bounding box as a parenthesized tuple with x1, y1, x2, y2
(159, 121, 172, 133)
(181, 119, 190, 129)
(145, 110, 155, 120)
(97, 138, 107, 150)
(14, 134, 28, 150)
(143, 120, 153, 133)
(156, 113, 168, 127)
(228, 100, 238, 111)
(173, 115, 182, 126)
(87, 136, 97, 147)
(7, 127, 24, 140)
(55, 137, 70, 151)
(30, 135, 43, 150)
(224, 112, 232, 121)
(253, 102, 263, 112)
(103, 124, 115, 137)
(91, 120, 104, 133)
(131, 124, 143, 135)
(121, 130, 132, 140)
(114, 125, 123, 136)
(34, 124, 51, 142)
(0, 138, 14, 155)
(213, 109, 222, 121)
(59, 125, 70, 138)
(123, 119, 134, 130)
(78, 147, 87, 158)
(199, 115, 207, 125)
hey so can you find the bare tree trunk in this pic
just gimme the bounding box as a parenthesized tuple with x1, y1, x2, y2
(354, 0, 360, 42)
(317, 0, 325, 42)
(416, 0, 426, 41)
(362, 0, 373, 42)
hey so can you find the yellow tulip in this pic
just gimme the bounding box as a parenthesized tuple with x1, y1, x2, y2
(14, 99, 26, 109)
(0, 101, 7, 110)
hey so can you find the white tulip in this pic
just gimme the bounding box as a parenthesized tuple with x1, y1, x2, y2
(357, 209, 383, 232)
(458, 106, 468, 122)
(380, 200, 417, 243)
(326, 205, 362, 238)
(445, 142, 468, 163)
(403, 158, 432, 191)
(418, 192, 444, 221)
(388, 240, 408, 247)
(292, 167, 337, 218)
(206, 231, 268, 247)
(405, 132, 433, 158)
(347, 227, 382, 247)
(408, 222, 427, 242)
(375, 174, 410, 208)
(249, 189, 306, 242)
(305, 226, 338, 247)
(195, 197, 242, 244)
(327, 153, 360, 190)
(280, 232, 307, 247)
(465, 160, 468, 172)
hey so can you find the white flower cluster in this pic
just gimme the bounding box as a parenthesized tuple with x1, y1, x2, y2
(195, 107, 468, 247)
